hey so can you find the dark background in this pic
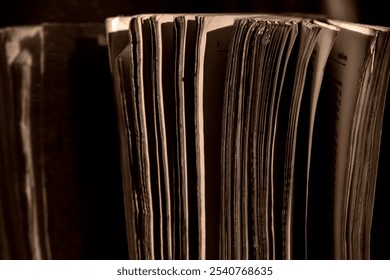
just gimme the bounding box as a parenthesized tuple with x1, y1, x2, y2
(0, 0, 388, 260)
(0, 0, 389, 28)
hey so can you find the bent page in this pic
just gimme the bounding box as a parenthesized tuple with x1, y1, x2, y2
(114, 45, 139, 259)
(299, 20, 339, 260)
(320, 19, 376, 259)
(195, 14, 241, 259)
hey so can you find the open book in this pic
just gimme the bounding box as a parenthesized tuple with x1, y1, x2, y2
(105, 13, 390, 260)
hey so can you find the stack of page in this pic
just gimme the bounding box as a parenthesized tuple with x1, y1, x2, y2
(1, 13, 388, 261)
(105, 13, 390, 260)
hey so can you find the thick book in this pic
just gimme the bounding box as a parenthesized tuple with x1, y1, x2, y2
(105, 13, 390, 260)
(0, 23, 128, 259)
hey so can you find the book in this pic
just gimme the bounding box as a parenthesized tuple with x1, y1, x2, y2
(105, 13, 390, 260)
(0, 23, 128, 259)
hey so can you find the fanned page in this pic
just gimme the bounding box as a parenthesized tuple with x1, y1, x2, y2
(150, 14, 177, 260)
(220, 19, 241, 260)
(129, 16, 155, 259)
(219, 16, 246, 260)
(224, 18, 260, 259)
(106, 16, 139, 259)
(235, 18, 260, 260)
(142, 14, 166, 260)
(297, 20, 339, 260)
(173, 15, 188, 260)
(221, 16, 299, 260)
(269, 19, 298, 261)
(279, 20, 321, 260)
(329, 21, 390, 259)
(309, 20, 377, 259)
(366, 24, 390, 260)
(194, 14, 243, 259)
(180, 15, 199, 260)
(173, 15, 197, 260)
(261, 19, 298, 260)
(114, 45, 139, 259)
(332, 21, 378, 260)
(361, 25, 390, 260)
